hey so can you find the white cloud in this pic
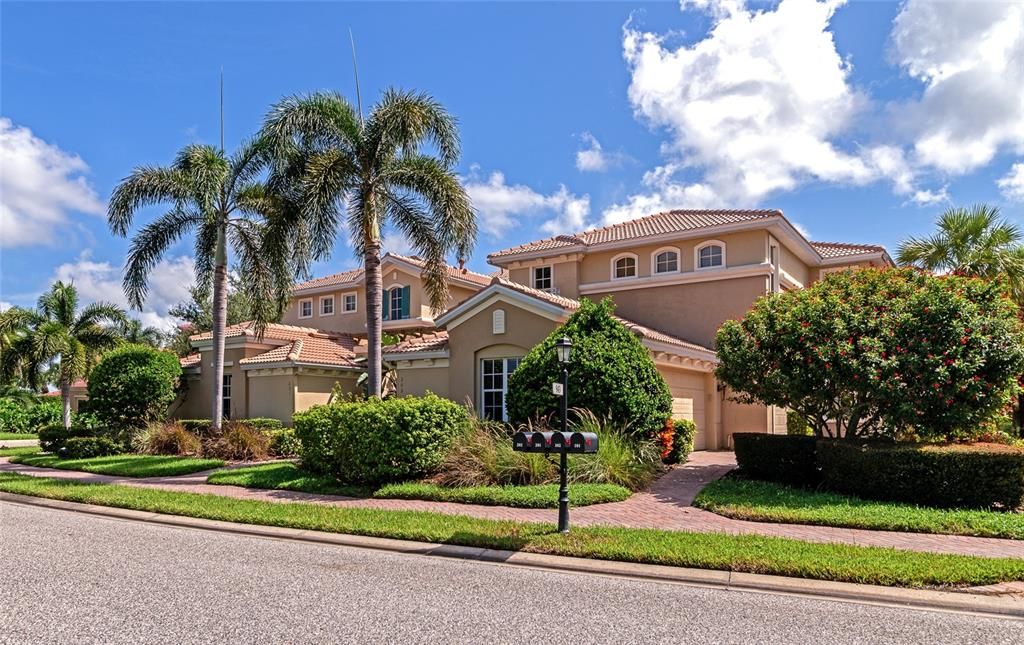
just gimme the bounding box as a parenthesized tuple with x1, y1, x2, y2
(51, 253, 195, 331)
(463, 171, 591, 236)
(910, 187, 949, 206)
(0, 301, 12, 313)
(891, 1, 1024, 174)
(575, 133, 627, 173)
(0, 118, 104, 248)
(998, 163, 1024, 202)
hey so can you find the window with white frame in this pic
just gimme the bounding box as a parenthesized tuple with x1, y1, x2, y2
(383, 285, 410, 320)
(654, 249, 679, 274)
(613, 254, 637, 279)
(533, 266, 552, 291)
(320, 296, 335, 316)
(696, 241, 725, 270)
(481, 357, 521, 421)
(342, 293, 357, 313)
(298, 298, 313, 318)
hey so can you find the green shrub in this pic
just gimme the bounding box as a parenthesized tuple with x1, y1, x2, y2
(716, 268, 1024, 440)
(141, 421, 202, 456)
(241, 417, 283, 431)
(817, 441, 1024, 510)
(732, 433, 820, 486)
(87, 345, 181, 441)
(433, 417, 557, 487)
(507, 297, 672, 438)
(178, 419, 213, 435)
(38, 422, 94, 453)
(61, 436, 121, 459)
(268, 428, 301, 458)
(0, 399, 30, 433)
(293, 394, 468, 484)
(567, 411, 663, 490)
(786, 410, 811, 436)
(25, 398, 63, 431)
(202, 421, 272, 461)
(667, 418, 697, 464)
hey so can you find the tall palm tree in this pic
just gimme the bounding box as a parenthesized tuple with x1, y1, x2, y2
(0, 306, 43, 391)
(0, 282, 126, 428)
(261, 89, 476, 396)
(108, 140, 301, 429)
(118, 318, 164, 347)
(897, 204, 1024, 303)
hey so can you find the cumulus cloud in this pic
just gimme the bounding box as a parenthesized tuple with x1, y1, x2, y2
(0, 118, 105, 248)
(891, 1, 1024, 174)
(463, 170, 591, 236)
(575, 133, 627, 172)
(998, 163, 1024, 202)
(50, 253, 195, 331)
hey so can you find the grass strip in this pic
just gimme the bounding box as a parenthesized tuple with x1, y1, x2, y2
(0, 447, 41, 458)
(207, 462, 631, 508)
(1, 472, 1022, 588)
(694, 478, 1024, 540)
(10, 454, 224, 478)
(0, 433, 37, 441)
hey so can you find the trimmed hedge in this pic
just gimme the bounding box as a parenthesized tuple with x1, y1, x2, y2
(61, 437, 121, 459)
(293, 394, 468, 484)
(818, 441, 1024, 510)
(38, 423, 94, 453)
(667, 418, 697, 465)
(87, 345, 181, 441)
(732, 433, 819, 486)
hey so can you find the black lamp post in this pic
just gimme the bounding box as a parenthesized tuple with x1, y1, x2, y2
(554, 336, 572, 533)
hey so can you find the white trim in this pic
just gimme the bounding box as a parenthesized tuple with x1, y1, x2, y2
(298, 298, 313, 319)
(384, 350, 450, 363)
(579, 262, 772, 295)
(435, 285, 568, 329)
(779, 268, 804, 290)
(694, 240, 726, 271)
(319, 295, 335, 317)
(651, 246, 681, 275)
(241, 360, 361, 372)
(341, 292, 358, 313)
(392, 357, 450, 369)
(190, 338, 282, 352)
(818, 252, 886, 267)
(531, 265, 553, 291)
(492, 308, 506, 334)
(610, 252, 639, 280)
(768, 239, 780, 293)
(382, 317, 435, 329)
(382, 255, 490, 291)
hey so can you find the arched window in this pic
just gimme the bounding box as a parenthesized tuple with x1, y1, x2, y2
(382, 285, 411, 320)
(652, 247, 680, 274)
(695, 241, 725, 270)
(611, 253, 638, 280)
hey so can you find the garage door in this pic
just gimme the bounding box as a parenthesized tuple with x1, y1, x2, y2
(661, 367, 707, 450)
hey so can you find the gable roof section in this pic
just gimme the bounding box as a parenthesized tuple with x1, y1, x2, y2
(384, 330, 449, 355)
(239, 333, 361, 369)
(292, 253, 492, 294)
(189, 321, 320, 343)
(810, 241, 889, 259)
(436, 277, 716, 362)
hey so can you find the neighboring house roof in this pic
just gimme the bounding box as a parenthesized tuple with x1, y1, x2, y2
(239, 333, 361, 369)
(488, 209, 780, 260)
(810, 241, 888, 259)
(179, 353, 201, 368)
(189, 321, 321, 343)
(383, 330, 449, 355)
(291, 253, 492, 293)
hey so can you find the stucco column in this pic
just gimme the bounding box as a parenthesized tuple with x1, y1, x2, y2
(703, 371, 721, 450)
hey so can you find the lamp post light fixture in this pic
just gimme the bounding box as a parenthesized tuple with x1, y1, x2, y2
(555, 337, 572, 533)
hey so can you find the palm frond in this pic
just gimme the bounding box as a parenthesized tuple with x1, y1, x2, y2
(123, 209, 202, 309)
(365, 88, 460, 167)
(108, 166, 191, 236)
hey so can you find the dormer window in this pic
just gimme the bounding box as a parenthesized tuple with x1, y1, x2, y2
(653, 248, 679, 274)
(612, 254, 638, 280)
(695, 241, 725, 270)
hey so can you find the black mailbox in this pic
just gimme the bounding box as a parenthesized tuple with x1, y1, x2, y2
(550, 431, 568, 450)
(512, 431, 531, 451)
(568, 432, 599, 454)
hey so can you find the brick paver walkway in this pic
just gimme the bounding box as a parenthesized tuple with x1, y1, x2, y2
(3, 452, 1023, 559)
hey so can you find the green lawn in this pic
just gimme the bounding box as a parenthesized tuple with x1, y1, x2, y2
(0, 447, 41, 458)
(1, 472, 1022, 588)
(207, 462, 631, 508)
(694, 478, 1024, 540)
(10, 454, 224, 478)
(0, 432, 37, 441)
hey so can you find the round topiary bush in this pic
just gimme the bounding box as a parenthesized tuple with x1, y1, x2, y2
(87, 344, 182, 443)
(506, 297, 672, 438)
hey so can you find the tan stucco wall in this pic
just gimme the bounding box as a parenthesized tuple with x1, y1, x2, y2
(295, 373, 358, 412)
(186, 345, 274, 420)
(658, 365, 708, 450)
(448, 301, 559, 412)
(587, 275, 768, 349)
(578, 230, 768, 284)
(721, 394, 770, 446)
(508, 260, 581, 298)
(247, 373, 296, 422)
(169, 375, 203, 419)
(776, 237, 810, 287)
(395, 365, 451, 399)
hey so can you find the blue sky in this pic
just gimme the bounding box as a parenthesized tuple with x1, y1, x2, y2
(2, 0, 1022, 328)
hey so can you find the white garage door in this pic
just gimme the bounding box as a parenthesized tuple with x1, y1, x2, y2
(661, 367, 707, 451)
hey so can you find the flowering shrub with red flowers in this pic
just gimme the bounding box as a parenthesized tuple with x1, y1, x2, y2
(657, 418, 675, 462)
(715, 268, 1024, 441)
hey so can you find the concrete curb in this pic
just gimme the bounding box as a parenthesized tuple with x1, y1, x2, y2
(0, 439, 38, 448)
(2, 491, 1022, 619)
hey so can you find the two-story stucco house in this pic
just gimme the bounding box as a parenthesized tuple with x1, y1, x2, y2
(174, 209, 892, 449)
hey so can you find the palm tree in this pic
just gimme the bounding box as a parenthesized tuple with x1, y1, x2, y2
(897, 204, 1024, 303)
(0, 306, 39, 390)
(118, 318, 164, 347)
(108, 140, 302, 429)
(0, 282, 126, 428)
(261, 89, 476, 396)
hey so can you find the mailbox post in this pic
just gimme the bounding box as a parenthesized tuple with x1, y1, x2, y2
(554, 337, 572, 533)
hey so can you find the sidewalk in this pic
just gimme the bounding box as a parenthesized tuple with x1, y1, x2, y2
(3, 452, 1023, 559)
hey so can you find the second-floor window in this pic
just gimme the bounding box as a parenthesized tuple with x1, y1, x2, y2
(320, 296, 334, 315)
(533, 266, 552, 291)
(655, 250, 679, 274)
(343, 293, 357, 312)
(613, 255, 637, 279)
(383, 285, 411, 320)
(299, 299, 313, 318)
(697, 242, 724, 269)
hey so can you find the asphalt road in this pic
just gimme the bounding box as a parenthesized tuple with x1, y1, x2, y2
(1, 502, 1021, 644)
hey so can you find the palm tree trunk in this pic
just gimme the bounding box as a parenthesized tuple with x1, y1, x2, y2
(210, 222, 229, 430)
(364, 240, 383, 398)
(60, 376, 72, 430)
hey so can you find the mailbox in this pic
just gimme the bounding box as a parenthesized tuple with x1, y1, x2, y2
(567, 431, 599, 454)
(550, 431, 567, 450)
(512, 431, 531, 451)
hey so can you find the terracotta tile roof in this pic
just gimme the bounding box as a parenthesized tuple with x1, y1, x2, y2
(179, 353, 200, 368)
(292, 253, 492, 292)
(292, 267, 364, 291)
(189, 321, 321, 343)
(383, 330, 449, 355)
(810, 241, 888, 259)
(239, 332, 360, 368)
(491, 278, 715, 356)
(488, 209, 781, 260)
(388, 254, 493, 286)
